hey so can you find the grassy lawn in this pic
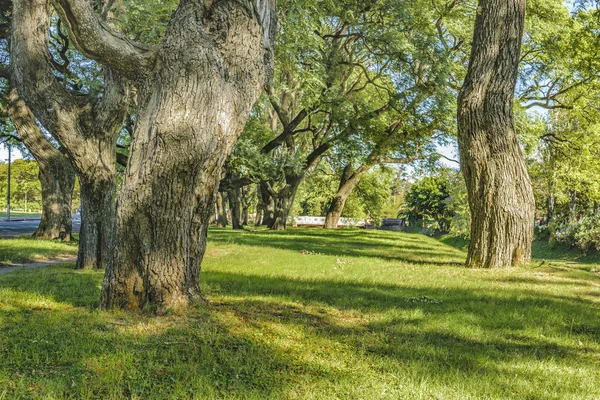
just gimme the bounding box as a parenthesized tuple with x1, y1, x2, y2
(0, 211, 42, 219)
(0, 228, 599, 399)
(0, 236, 78, 265)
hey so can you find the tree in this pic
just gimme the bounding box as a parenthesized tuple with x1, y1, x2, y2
(457, 0, 535, 268)
(12, 0, 130, 269)
(40, 0, 276, 311)
(405, 174, 454, 233)
(0, 5, 75, 240)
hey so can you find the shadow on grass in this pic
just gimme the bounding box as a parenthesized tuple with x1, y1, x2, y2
(0, 236, 79, 265)
(209, 228, 467, 267)
(1, 265, 598, 398)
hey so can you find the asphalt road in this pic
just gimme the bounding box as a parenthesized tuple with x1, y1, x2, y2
(0, 219, 81, 238)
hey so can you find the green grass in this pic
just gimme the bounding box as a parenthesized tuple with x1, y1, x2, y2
(0, 228, 599, 399)
(0, 236, 78, 265)
(0, 211, 42, 219)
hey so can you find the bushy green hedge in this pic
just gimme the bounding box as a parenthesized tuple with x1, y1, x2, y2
(555, 215, 600, 252)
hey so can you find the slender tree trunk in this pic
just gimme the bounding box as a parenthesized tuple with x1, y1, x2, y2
(216, 192, 228, 228)
(241, 186, 249, 226)
(100, 1, 276, 311)
(569, 190, 577, 222)
(546, 193, 555, 224)
(6, 87, 75, 240)
(457, 0, 534, 268)
(227, 186, 242, 229)
(324, 164, 357, 229)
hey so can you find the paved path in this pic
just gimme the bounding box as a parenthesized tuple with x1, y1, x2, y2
(0, 219, 81, 238)
(0, 257, 77, 275)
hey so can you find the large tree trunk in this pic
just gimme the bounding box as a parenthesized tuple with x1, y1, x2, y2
(259, 182, 275, 226)
(100, 1, 276, 311)
(6, 88, 75, 240)
(457, 0, 534, 268)
(12, 0, 129, 269)
(270, 176, 302, 231)
(241, 186, 250, 226)
(76, 176, 116, 269)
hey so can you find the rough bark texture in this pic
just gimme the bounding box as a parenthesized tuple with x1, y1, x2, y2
(89, 0, 277, 311)
(270, 176, 302, 231)
(259, 182, 275, 226)
(6, 88, 75, 240)
(457, 0, 534, 268)
(11, 0, 129, 269)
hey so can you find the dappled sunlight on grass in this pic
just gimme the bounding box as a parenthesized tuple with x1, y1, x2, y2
(0, 229, 599, 398)
(0, 237, 78, 265)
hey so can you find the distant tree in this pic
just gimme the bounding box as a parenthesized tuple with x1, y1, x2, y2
(405, 175, 454, 233)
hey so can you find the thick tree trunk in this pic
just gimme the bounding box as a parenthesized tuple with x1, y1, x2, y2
(259, 182, 275, 226)
(100, 0, 275, 311)
(6, 88, 75, 240)
(457, 0, 534, 268)
(216, 192, 228, 228)
(76, 177, 116, 269)
(12, 0, 129, 268)
(270, 176, 302, 231)
(35, 165, 75, 240)
(227, 186, 242, 229)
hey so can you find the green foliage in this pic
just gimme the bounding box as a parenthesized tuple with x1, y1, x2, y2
(555, 214, 600, 252)
(405, 174, 454, 232)
(0, 159, 43, 212)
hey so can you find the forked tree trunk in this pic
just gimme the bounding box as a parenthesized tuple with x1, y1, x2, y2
(100, 0, 275, 311)
(6, 88, 75, 240)
(457, 0, 534, 268)
(270, 176, 302, 231)
(76, 177, 116, 269)
(259, 182, 275, 226)
(12, 0, 129, 268)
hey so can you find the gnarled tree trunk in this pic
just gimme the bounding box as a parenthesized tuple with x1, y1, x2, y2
(457, 0, 534, 268)
(259, 181, 275, 226)
(12, 0, 129, 270)
(324, 163, 355, 229)
(6, 88, 75, 240)
(88, 0, 277, 311)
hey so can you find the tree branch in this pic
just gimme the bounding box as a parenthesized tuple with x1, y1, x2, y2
(52, 0, 155, 79)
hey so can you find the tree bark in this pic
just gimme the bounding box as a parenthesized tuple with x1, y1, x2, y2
(324, 163, 356, 229)
(457, 0, 534, 268)
(259, 182, 275, 226)
(227, 186, 243, 229)
(76, 177, 116, 269)
(241, 186, 250, 226)
(84, 0, 277, 311)
(6, 88, 75, 240)
(12, 0, 129, 270)
(216, 192, 228, 228)
(270, 176, 302, 231)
